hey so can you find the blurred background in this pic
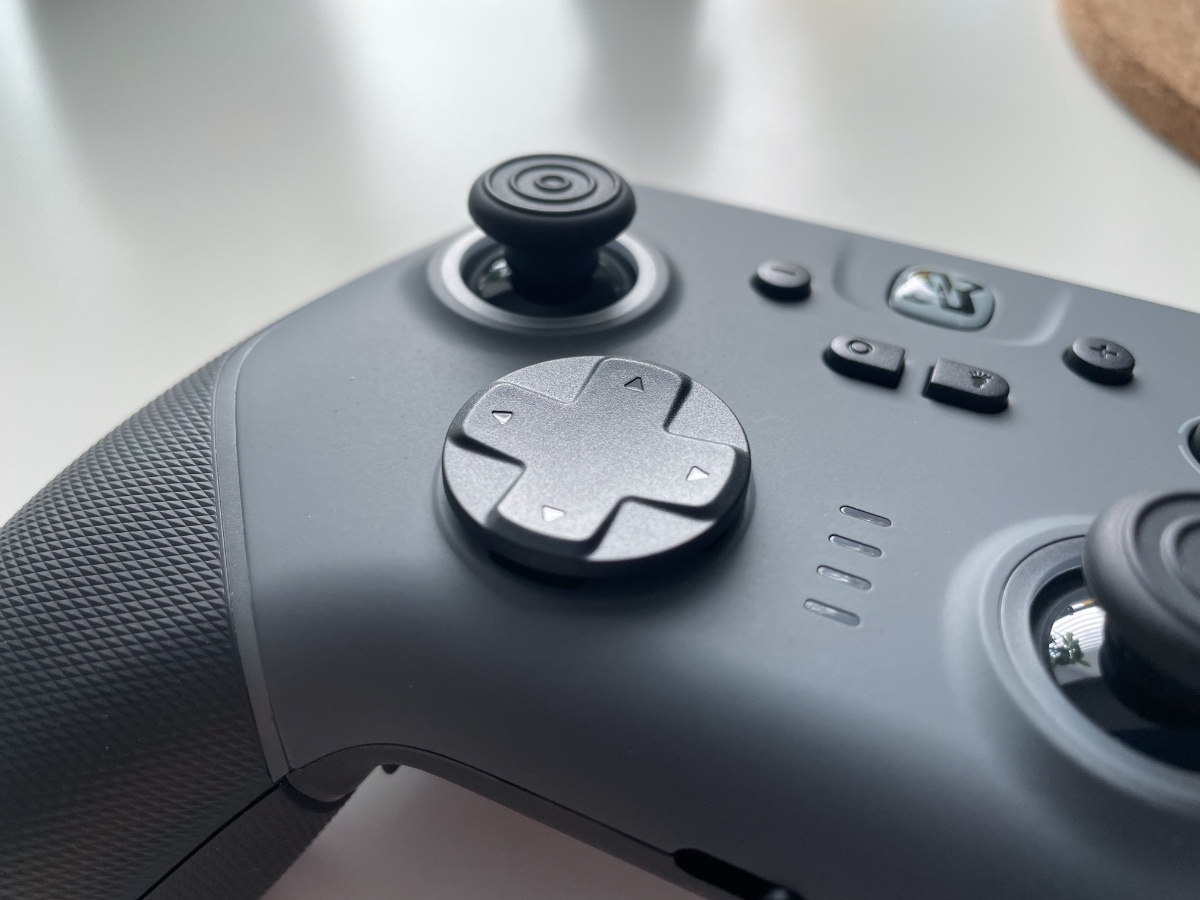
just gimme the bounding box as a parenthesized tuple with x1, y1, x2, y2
(1, 1, 1198, 898)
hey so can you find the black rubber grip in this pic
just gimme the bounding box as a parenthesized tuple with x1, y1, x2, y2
(0, 353, 274, 899)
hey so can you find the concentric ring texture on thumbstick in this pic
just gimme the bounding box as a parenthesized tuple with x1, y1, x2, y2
(1084, 491, 1200, 725)
(468, 155, 636, 295)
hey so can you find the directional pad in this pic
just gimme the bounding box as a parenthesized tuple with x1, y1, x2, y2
(442, 357, 751, 577)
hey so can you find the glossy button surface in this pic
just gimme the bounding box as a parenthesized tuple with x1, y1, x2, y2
(888, 266, 996, 330)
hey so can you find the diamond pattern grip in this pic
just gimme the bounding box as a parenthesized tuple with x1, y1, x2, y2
(0, 352, 272, 899)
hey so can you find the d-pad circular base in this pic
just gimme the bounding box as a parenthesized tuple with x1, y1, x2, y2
(442, 357, 751, 578)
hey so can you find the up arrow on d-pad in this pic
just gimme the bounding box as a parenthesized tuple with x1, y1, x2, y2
(625, 376, 644, 392)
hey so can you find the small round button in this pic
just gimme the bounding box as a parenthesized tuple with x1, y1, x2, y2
(752, 260, 811, 301)
(442, 356, 751, 578)
(1064, 337, 1135, 385)
(1190, 423, 1200, 465)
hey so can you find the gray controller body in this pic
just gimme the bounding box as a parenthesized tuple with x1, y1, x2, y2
(4, 187, 1200, 899)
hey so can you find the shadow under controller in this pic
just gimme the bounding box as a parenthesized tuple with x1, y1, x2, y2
(3, 155, 1199, 900)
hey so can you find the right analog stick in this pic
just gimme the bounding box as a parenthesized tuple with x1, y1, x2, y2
(1084, 490, 1200, 725)
(467, 154, 636, 301)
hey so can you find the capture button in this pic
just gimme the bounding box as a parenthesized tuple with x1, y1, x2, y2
(824, 336, 905, 388)
(923, 359, 1009, 413)
(1064, 337, 1135, 385)
(888, 266, 995, 330)
(752, 260, 811, 301)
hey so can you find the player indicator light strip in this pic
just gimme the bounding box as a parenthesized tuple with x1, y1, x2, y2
(803, 599, 861, 627)
(816, 566, 871, 591)
(839, 505, 891, 527)
(829, 534, 882, 557)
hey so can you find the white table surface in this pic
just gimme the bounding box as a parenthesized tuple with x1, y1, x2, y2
(2, 1, 1198, 898)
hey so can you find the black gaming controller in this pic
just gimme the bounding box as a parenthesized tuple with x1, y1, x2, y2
(3, 154, 1200, 900)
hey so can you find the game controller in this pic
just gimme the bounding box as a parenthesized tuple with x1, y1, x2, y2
(3, 154, 1199, 900)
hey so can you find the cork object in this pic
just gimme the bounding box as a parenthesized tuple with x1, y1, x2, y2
(1059, 0, 1200, 165)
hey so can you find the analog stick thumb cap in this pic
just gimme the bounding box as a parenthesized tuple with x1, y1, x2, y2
(467, 154, 636, 296)
(1084, 490, 1200, 725)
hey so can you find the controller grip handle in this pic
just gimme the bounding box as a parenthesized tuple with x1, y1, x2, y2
(0, 353, 335, 899)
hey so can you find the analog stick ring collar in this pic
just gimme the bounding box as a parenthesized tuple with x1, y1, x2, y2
(429, 154, 668, 334)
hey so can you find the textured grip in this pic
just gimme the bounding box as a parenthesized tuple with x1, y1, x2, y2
(0, 353, 273, 899)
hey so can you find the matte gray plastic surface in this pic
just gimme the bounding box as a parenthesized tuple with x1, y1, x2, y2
(11, 185, 1200, 900)
(223, 188, 1200, 899)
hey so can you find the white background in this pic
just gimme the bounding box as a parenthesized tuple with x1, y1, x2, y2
(1, 2, 1198, 898)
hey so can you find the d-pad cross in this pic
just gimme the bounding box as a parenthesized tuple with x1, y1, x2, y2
(459, 358, 738, 546)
